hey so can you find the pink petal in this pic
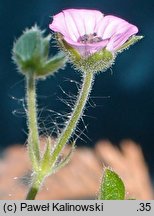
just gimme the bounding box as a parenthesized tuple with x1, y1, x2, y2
(96, 15, 138, 37)
(64, 9, 104, 36)
(64, 37, 109, 56)
(49, 12, 69, 38)
(49, 9, 104, 42)
(106, 25, 138, 51)
(49, 9, 139, 56)
(95, 15, 138, 51)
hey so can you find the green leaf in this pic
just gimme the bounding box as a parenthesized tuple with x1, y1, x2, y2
(99, 168, 125, 200)
(116, 35, 144, 53)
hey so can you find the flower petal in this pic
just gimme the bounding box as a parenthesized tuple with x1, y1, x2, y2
(49, 9, 104, 42)
(106, 25, 138, 51)
(64, 9, 104, 36)
(95, 15, 138, 51)
(64, 38, 109, 56)
(49, 11, 69, 38)
(50, 9, 139, 56)
(96, 15, 138, 36)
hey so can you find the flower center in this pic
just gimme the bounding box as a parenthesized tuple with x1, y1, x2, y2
(78, 33, 103, 44)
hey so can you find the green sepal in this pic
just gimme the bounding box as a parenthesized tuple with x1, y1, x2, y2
(116, 35, 144, 53)
(59, 37, 81, 62)
(37, 52, 67, 78)
(81, 49, 114, 73)
(56, 33, 115, 74)
(99, 168, 125, 200)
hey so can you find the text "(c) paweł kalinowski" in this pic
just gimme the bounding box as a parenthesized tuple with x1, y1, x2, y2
(20, 202, 104, 212)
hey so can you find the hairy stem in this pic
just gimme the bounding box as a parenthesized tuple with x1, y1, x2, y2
(26, 174, 44, 200)
(26, 71, 94, 200)
(26, 73, 40, 169)
(51, 71, 94, 164)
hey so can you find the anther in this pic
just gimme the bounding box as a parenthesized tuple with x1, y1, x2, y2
(78, 33, 103, 44)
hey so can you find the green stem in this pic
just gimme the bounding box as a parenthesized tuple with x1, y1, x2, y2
(26, 73, 40, 168)
(26, 71, 94, 200)
(51, 71, 94, 164)
(26, 174, 44, 200)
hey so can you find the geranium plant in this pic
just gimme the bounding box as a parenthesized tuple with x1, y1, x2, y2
(12, 9, 142, 200)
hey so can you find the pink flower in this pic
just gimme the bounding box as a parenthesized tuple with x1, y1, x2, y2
(49, 9, 138, 57)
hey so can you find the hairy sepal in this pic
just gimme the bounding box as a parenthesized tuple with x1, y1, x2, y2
(56, 33, 115, 74)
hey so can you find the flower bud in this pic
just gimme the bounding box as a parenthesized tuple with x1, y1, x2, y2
(13, 25, 67, 78)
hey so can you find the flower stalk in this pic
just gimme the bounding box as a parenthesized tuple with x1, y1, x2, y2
(25, 70, 94, 199)
(26, 73, 40, 170)
(50, 70, 94, 165)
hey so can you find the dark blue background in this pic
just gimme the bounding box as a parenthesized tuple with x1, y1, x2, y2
(0, 0, 154, 175)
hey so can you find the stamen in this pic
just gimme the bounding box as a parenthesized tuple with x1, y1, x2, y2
(78, 33, 103, 44)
